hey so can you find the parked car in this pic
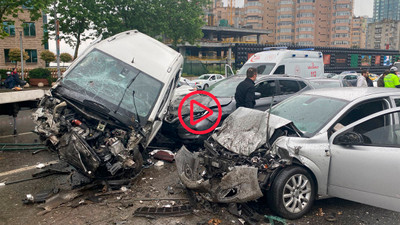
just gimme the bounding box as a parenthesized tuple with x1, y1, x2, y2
(176, 88, 400, 219)
(305, 77, 350, 88)
(33, 30, 184, 183)
(340, 70, 357, 75)
(323, 72, 336, 78)
(162, 75, 313, 145)
(191, 74, 225, 90)
(331, 73, 359, 86)
(174, 78, 196, 98)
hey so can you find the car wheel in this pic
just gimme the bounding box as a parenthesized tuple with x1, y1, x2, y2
(203, 84, 209, 90)
(267, 166, 315, 220)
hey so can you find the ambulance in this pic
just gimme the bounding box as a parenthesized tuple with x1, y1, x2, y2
(228, 47, 324, 78)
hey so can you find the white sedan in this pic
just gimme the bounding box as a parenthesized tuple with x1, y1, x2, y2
(191, 74, 225, 90)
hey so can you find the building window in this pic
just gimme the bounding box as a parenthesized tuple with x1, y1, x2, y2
(26, 49, 37, 63)
(3, 21, 15, 36)
(23, 22, 36, 36)
(4, 49, 11, 63)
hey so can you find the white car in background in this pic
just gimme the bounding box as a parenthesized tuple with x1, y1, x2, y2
(191, 74, 225, 90)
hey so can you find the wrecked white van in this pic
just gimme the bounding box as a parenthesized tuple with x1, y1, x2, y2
(34, 30, 183, 181)
(236, 48, 324, 78)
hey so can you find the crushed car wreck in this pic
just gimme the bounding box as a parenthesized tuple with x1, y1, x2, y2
(34, 30, 183, 182)
(176, 88, 400, 219)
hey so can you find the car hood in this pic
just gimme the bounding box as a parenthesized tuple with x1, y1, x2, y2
(211, 107, 296, 156)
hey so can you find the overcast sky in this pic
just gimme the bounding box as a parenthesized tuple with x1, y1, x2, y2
(49, 0, 374, 57)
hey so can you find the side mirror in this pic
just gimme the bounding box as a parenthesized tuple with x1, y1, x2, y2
(255, 92, 262, 99)
(333, 131, 364, 145)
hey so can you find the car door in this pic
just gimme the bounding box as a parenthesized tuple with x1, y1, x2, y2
(254, 79, 278, 111)
(209, 75, 217, 85)
(275, 79, 301, 103)
(328, 108, 400, 212)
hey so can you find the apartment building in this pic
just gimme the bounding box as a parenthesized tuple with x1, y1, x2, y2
(0, 8, 48, 69)
(373, 0, 400, 22)
(351, 16, 368, 48)
(208, 0, 244, 28)
(274, 0, 354, 47)
(366, 20, 400, 50)
(209, 0, 358, 48)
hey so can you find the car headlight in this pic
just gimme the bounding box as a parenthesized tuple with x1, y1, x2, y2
(197, 81, 203, 85)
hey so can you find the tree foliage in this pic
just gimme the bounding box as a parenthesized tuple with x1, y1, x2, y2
(40, 50, 56, 65)
(95, 0, 210, 46)
(0, 0, 50, 38)
(9, 48, 29, 67)
(48, 0, 99, 59)
(46, 0, 209, 57)
(60, 52, 72, 63)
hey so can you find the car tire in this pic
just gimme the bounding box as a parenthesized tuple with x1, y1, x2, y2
(267, 166, 315, 220)
(203, 84, 209, 90)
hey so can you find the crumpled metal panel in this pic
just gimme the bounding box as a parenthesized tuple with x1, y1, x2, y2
(212, 107, 293, 156)
(175, 146, 263, 203)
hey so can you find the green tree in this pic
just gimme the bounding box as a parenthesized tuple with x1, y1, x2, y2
(95, 0, 210, 46)
(159, 0, 209, 46)
(48, 0, 100, 59)
(9, 48, 29, 67)
(60, 52, 72, 66)
(0, 0, 50, 38)
(40, 50, 56, 66)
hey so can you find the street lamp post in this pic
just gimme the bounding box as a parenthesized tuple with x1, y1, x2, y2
(18, 29, 24, 80)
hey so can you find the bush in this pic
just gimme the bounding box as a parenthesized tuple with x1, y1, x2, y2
(0, 69, 10, 79)
(29, 68, 51, 79)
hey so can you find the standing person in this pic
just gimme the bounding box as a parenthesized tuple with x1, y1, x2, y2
(377, 70, 389, 87)
(235, 67, 257, 108)
(384, 67, 400, 88)
(356, 70, 367, 87)
(363, 70, 373, 87)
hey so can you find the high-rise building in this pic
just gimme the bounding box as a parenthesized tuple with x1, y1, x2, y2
(209, 0, 357, 48)
(351, 16, 368, 48)
(373, 0, 400, 22)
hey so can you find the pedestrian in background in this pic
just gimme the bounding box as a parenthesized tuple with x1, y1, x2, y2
(364, 70, 373, 87)
(235, 67, 257, 108)
(377, 70, 389, 87)
(4, 71, 16, 89)
(384, 67, 400, 88)
(356, 70, 367, 87)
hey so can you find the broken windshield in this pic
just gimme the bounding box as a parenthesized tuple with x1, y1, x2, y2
(270, 94, 348, 136)
(60, 49, 163, 124)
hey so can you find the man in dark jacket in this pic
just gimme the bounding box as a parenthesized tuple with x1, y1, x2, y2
(235, 67, 257, 108)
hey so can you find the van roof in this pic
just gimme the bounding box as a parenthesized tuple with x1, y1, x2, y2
(90, 30, 181, 83)
(247, 49, 323, 64)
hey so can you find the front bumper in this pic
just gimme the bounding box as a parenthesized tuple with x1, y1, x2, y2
(175, 146, 263, 203)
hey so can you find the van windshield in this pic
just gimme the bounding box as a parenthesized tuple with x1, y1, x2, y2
(237, 63, 276, 75)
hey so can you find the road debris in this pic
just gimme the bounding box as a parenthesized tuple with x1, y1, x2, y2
(133, 205, 193, 218)
(208, 218, 222, 225)
(154, 161, 164, 168)
(38, 189, 83, 215)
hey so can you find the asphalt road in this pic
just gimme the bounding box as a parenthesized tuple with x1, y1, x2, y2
(0, 109, 399, 225)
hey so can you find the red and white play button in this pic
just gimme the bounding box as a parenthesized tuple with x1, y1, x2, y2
(178, 90, 222, 135)
(189, 100, 213, 126)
